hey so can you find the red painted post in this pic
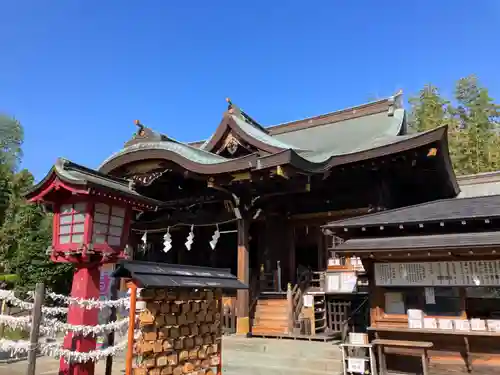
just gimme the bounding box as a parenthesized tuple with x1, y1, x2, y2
(59, 265, 101, 375)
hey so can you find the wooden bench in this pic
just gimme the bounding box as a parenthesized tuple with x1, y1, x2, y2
(371, 339, 433, 375)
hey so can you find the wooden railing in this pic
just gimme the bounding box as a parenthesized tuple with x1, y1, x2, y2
(287, 270, 312, 334)
(249, 271, 260, 324)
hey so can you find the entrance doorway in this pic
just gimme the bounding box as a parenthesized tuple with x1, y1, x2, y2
(294, 225, 321, 280)
(296, 244, 319, 272)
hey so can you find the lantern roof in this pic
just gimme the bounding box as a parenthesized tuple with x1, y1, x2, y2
(113, 260, 248, 290)
(25, 157, 162, 210)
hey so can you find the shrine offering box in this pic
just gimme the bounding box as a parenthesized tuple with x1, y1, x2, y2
(112, 260, 248, 375)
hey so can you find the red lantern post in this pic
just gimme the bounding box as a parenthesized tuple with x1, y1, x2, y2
(25, 159, 160, 375)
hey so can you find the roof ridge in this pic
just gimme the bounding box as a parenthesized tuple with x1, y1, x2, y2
(267, 96, 393, 131)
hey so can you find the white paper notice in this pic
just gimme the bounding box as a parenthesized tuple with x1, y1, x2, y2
(303, 294, 313, 308)
(425, 287, 436, 304)
(327, 274, 340, 292)
(347, 358, 365, 374)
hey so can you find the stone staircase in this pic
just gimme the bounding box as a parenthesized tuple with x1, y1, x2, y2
(222, 335, 343, 375)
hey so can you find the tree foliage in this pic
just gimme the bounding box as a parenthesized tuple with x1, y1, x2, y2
(0, 115, 73, 293)
(0, 115, 23, 170)
(409, 75, 500, 175)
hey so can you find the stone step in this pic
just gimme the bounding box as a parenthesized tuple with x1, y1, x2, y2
(222, 336, 343, 360)
(223, 350, 343, 373)
(251, 327, 289, 335)
(223, 362, 342, 375)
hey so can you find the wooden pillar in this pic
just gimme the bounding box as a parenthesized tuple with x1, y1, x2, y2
(236, 217, 250, 335)
(288, 222, 296, 284)
(316, 226, 325, 271)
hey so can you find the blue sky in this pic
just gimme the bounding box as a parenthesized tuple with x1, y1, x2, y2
(1, 1, 499, 181)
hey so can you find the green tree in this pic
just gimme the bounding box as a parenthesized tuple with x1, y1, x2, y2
(451, 75, 500, 174)
(0, 115, 73, 293)
(409, 84, 449, 133)
(409, 76, 500, 175)
(0, 115, 23, 170)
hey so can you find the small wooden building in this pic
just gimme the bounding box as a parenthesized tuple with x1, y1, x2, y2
(33, 94, 460, 338)
(324, 194, 500, 374)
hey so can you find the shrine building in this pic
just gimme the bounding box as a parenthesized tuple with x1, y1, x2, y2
(29, 93, 459, 338)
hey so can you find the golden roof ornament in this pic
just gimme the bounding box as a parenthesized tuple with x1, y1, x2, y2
(134, 119, 145, 137)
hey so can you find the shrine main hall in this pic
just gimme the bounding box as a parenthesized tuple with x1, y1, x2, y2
(29, 93, 458, 336)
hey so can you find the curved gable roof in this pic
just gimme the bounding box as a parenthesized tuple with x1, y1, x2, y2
(201, 106, 305, 154)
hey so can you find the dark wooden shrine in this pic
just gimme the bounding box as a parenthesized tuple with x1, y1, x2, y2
(35, 93, 459, 338)
(324, 194, 500, 374)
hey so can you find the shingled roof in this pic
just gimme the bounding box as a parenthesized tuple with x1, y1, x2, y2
(324, 194, 500, 230)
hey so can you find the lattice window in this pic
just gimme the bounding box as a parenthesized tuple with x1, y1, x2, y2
(58, 203, 86, 244)
(92, 203, 125, 246)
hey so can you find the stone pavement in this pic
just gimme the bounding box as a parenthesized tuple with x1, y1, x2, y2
(0, 336, 344, 375)
(0, 355, 125, 375)
(2, 339, 494, 375)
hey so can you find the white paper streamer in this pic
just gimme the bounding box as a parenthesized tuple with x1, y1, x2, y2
(42, 317, 130, 337)
(0, 290, 67, 315)
(185, 225, 194, 250)
(0, 314, 130, 337)
(48, 336, 130, 363)
(0, 332, 139, 363)
(163, 228, 172, 253)
(0, 315, 31, 331)
(44, 291, 130, 310)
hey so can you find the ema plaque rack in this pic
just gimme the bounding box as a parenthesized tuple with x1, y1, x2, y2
(112, 260, 247, 375)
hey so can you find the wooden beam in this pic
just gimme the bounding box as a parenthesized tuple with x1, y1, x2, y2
(231, 172, 251, 182)
(290, 208, 370, 221)
(236, 216, 250, 335)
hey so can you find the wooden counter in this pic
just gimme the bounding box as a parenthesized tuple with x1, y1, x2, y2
(368, 326, 500, 337)
(368, 326, 500, 372)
